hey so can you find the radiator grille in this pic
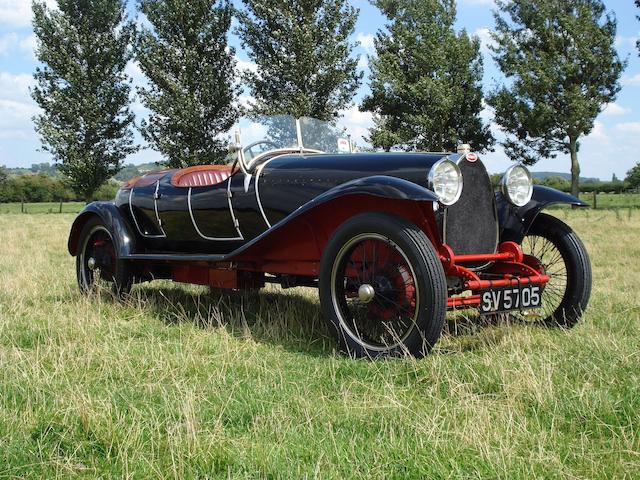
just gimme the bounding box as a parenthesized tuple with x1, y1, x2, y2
(444, 157, 498, 268)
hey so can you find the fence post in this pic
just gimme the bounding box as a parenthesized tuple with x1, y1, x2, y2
(592, 190, 597, 210)
(59, 199, 63, 213)
(21, 198, 24, 213)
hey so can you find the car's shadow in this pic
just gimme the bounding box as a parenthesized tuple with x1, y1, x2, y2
(128, 284, 336, 357)
(125, 284, 545, 357)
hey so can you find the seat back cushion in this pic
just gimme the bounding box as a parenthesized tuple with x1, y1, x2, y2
(171, 165, 234, 188)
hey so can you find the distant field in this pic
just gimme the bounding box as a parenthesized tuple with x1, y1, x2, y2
(0, 210, 638, 478)
(0, 201, 84, 214)
(577, 192, 640, 209)
(1, 194, 639, 215)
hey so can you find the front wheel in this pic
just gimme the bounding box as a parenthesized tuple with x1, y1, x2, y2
(319, 213, 447, 358)
(518, 213, 592, 327)
(76, 217, 132, 297)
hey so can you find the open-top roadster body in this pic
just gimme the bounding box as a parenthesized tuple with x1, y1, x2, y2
(69, 116, 591, 357)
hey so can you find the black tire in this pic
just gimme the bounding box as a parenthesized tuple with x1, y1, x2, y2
(319, 213, 447, 358)
(520, 213, 591, 327)
(76, 216, 132, 298)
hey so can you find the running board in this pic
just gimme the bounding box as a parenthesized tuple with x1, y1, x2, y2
(123, 253, 228, 263)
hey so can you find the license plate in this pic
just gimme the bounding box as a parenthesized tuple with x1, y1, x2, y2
(479, 285, 543, 314)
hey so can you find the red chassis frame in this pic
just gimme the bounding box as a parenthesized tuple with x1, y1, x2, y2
(165, 241, 549, 312)
(439, 241, 549, 310)
(135, 195, 549, 312)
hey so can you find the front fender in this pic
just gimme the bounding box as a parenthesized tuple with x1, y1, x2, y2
(68, 202, 138, 257)
(225, 175, 440, 265)
(497, 185, 588, 243)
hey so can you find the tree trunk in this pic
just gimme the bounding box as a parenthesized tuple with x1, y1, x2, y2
(569, 138, 580, 198)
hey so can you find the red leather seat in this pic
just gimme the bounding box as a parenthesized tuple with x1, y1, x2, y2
(171, 165, 234, 188)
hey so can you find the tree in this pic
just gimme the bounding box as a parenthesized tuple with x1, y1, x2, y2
(31, 0, 137, 202)
(626, 163, 640, 190)
(487, 0, 625, 197)
(30, 162, 57, 176)
(235, 0, 362, 121)
(542, 175, 570, 192)
(0, 165, 7, 185)
(360, 0, 494, 152)
(137, 0, 240, 168)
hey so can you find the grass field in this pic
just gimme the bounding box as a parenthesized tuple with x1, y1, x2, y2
(577, 193, 640, 209)
(0, 209, 638, 478)
(0, 202, 84, 214)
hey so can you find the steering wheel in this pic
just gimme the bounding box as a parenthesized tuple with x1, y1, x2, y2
(243, 140, 279, 161)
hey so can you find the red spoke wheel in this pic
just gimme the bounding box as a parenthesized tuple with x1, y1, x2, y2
(76, 217, 132, 297)
(320, 213, 447, 358)
(514, 213, 591, 327)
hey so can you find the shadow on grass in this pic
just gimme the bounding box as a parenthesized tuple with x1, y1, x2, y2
(127, 284, 336, 358)
(114, 283, 549, 358)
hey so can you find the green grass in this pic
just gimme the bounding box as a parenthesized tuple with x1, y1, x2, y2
(0, 210, 639, 478)
(0, 201, 84, 214)
(578, 192, 640, 209)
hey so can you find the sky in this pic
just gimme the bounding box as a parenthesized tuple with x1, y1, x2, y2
(0, 0, 639, 179)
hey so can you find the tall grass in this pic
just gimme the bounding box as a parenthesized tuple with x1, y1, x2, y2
(0, 210, 638, 478)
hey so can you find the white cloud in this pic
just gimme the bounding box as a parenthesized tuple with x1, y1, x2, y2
(0, 98, 38, 122)
(0, 0, 56, 27)
(125, 60, 146, 85)
(615, 122, 640, 134)
(357, 56, 369, 71)
(622, 74, 640, 87)
(0, 0, 32, 27)
(0, 72, 39, 144)
(602, 103, 631, 116)
(480, 101, 494, 122)
(356, 33, 375, 53)
(0, 129, 32, 140)
(615, 35, 638, 49)
(473, 27, 496, 54)
(19, 33, 36, 54)
(235, 56, 257, 74)
(339, 106, 373, 145)
(0, 31, 17, 54)
(0, 71, 33, 99)
(237, 94, 254, 109)
(585, 121, 608, 142)
(0, 32, 37, 57)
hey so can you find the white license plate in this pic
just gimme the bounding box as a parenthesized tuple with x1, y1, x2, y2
(479, 285, 543, 314)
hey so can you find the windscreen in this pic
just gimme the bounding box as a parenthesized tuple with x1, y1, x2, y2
(299, 117, 352, 154)
(234, 115, 353, 164)
(237, 115, 297, 162)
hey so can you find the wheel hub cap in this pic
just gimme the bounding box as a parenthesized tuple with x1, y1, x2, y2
(87, 257, 96, 270)
(358, 284, 375, 303)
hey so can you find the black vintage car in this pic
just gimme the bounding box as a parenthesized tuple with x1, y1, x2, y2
(68, 116, 591, 358)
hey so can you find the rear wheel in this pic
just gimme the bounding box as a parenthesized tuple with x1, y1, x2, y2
(517, 213, 591, 327)
(76, 217, 132, 297)
(319, 213, 447, 358)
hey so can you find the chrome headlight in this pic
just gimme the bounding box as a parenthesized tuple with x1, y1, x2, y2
(501, 165, 533, 207)
(428, 159, 463, 206)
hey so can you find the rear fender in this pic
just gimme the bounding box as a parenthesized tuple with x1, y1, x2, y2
(230, 176, 441, 272)
(68, 202, 138, 257)
(497, 185, 588, 243)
